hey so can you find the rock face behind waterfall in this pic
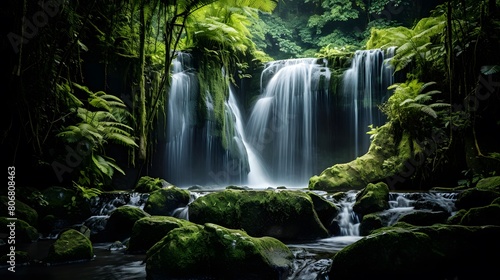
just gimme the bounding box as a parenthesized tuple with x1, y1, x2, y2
(188, 190, 335, 241)
(145, 223, 293, 280)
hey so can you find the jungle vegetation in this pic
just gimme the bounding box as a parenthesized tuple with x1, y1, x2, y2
(2, 0, 499, 194)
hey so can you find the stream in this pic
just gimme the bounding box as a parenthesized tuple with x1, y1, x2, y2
(1, 189, 458, 280)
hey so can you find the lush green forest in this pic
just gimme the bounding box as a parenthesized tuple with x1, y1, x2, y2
(2, 0, 500, 194)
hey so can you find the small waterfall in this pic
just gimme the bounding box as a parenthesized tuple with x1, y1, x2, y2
(84, 192, 149, 237)
(341, 48, 396, 158)
(335, 191, 360, 236)
(246, 58, 331, 186)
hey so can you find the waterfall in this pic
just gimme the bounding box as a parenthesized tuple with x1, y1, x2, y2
(336, 191, 360, 236)
(165, 53, 199, 185)
(246, 58, 331, 187)
(163, 53, 251, 187)
(341, 48, 395, 158)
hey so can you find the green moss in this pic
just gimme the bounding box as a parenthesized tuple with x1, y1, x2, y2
(146, 223, 293, 279)
(128, 216, 196, 253)
(46, 229, 93, 264)
(476, 176, 500, 192)
(134, 176, 171, 193)
(143, 186, 190, 216)
(105, 205, 150, 241)
(189, 190, 329, 241)
(353, 182, 390, 216)
(459, 204, 500, 226)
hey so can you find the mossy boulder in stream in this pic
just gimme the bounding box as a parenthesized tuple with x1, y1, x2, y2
(134, 176, 173, 193)
(143, 186, 190, 216)
(475, 176, 500, 192)
(188, 190, 330, 241)
(309, 123, 415, 191)
(353, 182, 390, 216)
(145, 223, 293, 280)
(329, 224, 500, 279)
(128, 216, 196, 253)
(105, 205, 150, 241)
(46, 229, 93, 264)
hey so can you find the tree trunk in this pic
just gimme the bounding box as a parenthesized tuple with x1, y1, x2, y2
(138, 0, 147, 161)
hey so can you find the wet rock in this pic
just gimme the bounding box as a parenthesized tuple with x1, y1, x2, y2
(105, 205, 150, 241)
(455, 189, 500, 210)
(46, 229, 93, 264)
(143, 187, 190, 216)
(396, 210, 450, 226)
(353, 182, 390, 216)
(134, 176, 172, 193)
(459, 204, 500, 226)
(128, 216, 195, 253)
(307, 191, 339, 231)
(359, 213, 383, 236)
(330, 225, 500, 279)
(189, 190, 329, 241)
(145, 223, 293, 280)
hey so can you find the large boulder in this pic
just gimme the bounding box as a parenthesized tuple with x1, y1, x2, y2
(459, 204, 500, 226)
(128, 216, 195, 253)
(46, 229, 93, 264)
(145, 223, 293, 280)
(454, 188, 500, 210)
(188, 190, 330, 241)
(353, 182, 390, 217)
(105, 205, 150, 241)
(143, 187, 190, 216)
(309, 123, 414, 191)
(330, 225, 500, 279)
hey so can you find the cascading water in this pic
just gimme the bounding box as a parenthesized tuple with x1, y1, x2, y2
(165, 52, 199, 185)
(246, 58, 331, 187)
(163, 54, 250, 187)
(341, 48, 396, 158)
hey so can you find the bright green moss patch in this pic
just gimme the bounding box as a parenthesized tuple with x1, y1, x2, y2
(46, 229, 93, 264)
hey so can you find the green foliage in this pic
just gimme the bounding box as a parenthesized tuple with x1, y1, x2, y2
(366, 16, 446, 74)
(56, 83, 137, 188)
(381, 80, 450, 138)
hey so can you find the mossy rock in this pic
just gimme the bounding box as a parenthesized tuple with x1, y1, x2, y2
(396, 210, 450, 226)
(454, 189, 500, 210)
(359, 213, 384, 236)
(143, 186, 190, 216)
(189, 190, 329, 241)
(306, 191, 339, 229)
(309, 123, 408, 191)
(459, 204, 500, 226)
(476, 176, 500, 192)
(128, 216, 196, 253)
(0, 217, 39, 243)
(353, 182, 390, 216)
(0, 196, 38, 226)
(46, 229, 93, 264)
(145, 223, 293, 279)
(134, 176, 172, 193)
(105, 205, 150, 241)
(330, 224, 500, 279)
